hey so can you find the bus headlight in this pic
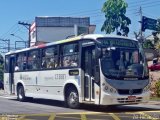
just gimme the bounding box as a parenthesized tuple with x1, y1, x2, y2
(102, 83, 117, 93)
(105, 86, 108, 91)
(110, 88, 113, 93)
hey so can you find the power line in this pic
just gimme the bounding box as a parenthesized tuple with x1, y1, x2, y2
(130, 0, 160, 8)
(128, 0, 154, 5)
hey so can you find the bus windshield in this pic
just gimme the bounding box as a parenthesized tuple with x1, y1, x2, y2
(98, 38, 148, 79)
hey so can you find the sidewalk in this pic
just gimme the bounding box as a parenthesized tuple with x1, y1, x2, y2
(147, 101, 160, 105)
(0, 90, 15, 96)
(0, 90, 6, 95)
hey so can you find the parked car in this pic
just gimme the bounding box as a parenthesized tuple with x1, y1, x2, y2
(148, 62, 160, 71)
(0, 81, 4, 90)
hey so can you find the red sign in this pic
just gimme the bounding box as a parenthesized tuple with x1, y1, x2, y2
(128, 96, 136, 101)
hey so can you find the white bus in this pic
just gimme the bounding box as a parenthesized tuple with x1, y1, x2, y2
(4, 34, 150, 108)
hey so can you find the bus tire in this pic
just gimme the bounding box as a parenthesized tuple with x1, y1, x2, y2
(66, 88, 80, 109)
(17, 86, 26, 102)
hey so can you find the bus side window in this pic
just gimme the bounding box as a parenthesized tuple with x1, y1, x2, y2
(5, 56, 9, 72)
(15, 52, 27, 71)
(42, 46, 58, 69)
(27, 50, 40, 70)
(61, 43, 79, 67)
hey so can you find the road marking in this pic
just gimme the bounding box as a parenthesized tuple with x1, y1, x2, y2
(81, 114, 87, 120)
(109, 113, 121, 120)
(55, 115, 80, 120)
(48, 113, 55, 120)
(56, 110, 160, 115)
(18, 115, 26, 120)
(56, 112, 103, 115)
(125, 110, 160, 114)
(138, 112, 159, 120)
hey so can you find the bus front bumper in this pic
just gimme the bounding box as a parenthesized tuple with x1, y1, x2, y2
(100, 91, 150, 105)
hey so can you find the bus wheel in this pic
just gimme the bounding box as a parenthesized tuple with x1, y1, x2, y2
(66, 89, 80, 109)
(17, 86, 26, 102)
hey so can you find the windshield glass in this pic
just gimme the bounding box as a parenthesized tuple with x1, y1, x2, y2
(101, 47, 145, 78)
(101, 39, 146, 79)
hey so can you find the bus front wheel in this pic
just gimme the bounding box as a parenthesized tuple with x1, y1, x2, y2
(17, 86, 26, 102)
(66, 89, 80, 109)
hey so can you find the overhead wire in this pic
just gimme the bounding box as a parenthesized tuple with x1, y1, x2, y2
(1, 0, 160, 45)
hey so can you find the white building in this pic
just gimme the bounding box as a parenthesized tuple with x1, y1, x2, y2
(30, 17, 96, 46)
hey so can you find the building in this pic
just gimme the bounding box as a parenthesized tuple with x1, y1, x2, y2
(30, 16, 96, 46)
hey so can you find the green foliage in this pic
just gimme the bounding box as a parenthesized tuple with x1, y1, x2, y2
(156, 19, 160, 31)
(143, 40, 154, 49)
(155, 80, 160, 97)
(101, 0, 131, 36)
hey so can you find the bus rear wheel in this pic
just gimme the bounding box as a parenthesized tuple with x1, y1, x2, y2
(17, 86, 26, 102)
(66, 89, 80, 109)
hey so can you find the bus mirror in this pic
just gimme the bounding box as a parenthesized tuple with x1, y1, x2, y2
(95, 46, 102, 58)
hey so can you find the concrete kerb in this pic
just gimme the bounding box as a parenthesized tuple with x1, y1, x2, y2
(147, 101, 160, 105)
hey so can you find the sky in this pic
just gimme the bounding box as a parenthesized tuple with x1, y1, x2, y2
(0, 0, 160, 53)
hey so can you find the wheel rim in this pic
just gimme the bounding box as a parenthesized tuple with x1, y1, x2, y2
(69, 92, 78, 106)
(18, 88, 23, 99)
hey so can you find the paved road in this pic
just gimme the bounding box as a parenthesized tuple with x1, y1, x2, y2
(0, 95, 160, 120)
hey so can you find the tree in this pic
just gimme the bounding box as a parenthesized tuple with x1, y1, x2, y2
(143, 40, 154, 49)
(101, 0, 131, 36)
(157, 19, 160, 31)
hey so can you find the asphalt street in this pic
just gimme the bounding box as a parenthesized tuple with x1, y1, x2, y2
(0, 94, 160, 120)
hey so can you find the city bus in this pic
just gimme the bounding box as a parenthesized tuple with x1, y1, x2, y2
(4, 34, 150, 108)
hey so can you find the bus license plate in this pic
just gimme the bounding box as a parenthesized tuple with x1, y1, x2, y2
(128, 96, 136, 101)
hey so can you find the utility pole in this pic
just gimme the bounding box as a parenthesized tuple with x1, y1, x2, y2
(0, 39, 10, 52)
(139, 6, 143, 37)
(138, 6, 144, 43)
(18, 21, 31, 47)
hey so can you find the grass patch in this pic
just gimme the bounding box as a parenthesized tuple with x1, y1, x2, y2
(150, 96, 160, 101)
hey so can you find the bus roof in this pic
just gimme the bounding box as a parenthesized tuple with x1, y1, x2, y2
(5, 34, 137, 55)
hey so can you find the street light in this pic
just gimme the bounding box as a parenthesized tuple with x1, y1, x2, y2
(10, 34, 25, 41)
(10, 34, 27, 49)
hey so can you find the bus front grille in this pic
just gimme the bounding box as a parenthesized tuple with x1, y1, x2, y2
(117, 97, 142, 103)
(118, 89, 142, 95)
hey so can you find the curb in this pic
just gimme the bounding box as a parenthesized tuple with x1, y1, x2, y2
(145, 101, 160, 105)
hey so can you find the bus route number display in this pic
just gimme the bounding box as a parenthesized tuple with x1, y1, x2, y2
(98, 38, 138, 48)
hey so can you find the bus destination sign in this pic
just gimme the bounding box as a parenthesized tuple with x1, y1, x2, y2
(98, 38, 138, 48)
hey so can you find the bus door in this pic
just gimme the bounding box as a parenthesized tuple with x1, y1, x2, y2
(82, 46, 95, 102)
(8, 55, 16, 94)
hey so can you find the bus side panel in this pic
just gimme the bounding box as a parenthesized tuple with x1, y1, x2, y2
(14, 69, 81, 101)
(14, 71, 38, 96)
(3, 73, 10, 94)
(37, 69, 81, 101)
